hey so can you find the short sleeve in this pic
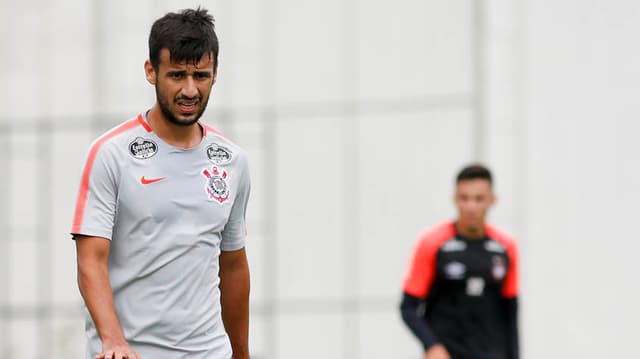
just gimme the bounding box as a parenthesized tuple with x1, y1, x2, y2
(487, 224, 520, 298)
(403, 222, 455, 298)
(502, 240, 519, 298)
(71, 142, 120, 240)
(403, 234, 439, 298)
(220, 153, 251, 251)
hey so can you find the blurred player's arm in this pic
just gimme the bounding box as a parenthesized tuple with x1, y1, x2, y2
(401, 229, 450, 358)
(220, 248, 250, 359)
(504, 296, 519, 359)
(75, 235, 140, 359)
(502, 239, 520, 359)
(400, 293, 449, 359)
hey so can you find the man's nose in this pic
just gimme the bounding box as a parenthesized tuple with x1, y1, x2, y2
(181, 76, 198, 98)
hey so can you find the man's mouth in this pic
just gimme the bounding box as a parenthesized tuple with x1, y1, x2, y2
(177, 101, 198, 113)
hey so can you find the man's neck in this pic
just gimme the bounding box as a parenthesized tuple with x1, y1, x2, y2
(454, 221, 486, 240)
(147, 106, 203, 149)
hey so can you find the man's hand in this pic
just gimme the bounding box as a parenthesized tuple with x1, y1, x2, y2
(423, 344, 451, 359)
(94, 340, 141, 359)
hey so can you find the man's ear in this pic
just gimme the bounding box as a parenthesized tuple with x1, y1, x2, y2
(144, 60, 156, 85)
(212, 68, 218, 86)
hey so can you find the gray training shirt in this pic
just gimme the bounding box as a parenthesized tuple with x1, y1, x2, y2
(71, 113, 250, 358)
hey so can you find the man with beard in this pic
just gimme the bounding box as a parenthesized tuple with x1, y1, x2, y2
(71, 8, 251, 359)
(400, 164, 519, 359)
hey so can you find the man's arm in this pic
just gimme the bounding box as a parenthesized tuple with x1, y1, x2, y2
(400, 292, 449, 359)
(219, 248, 250, 359)
(499, 236, 519, 359)
(75, 235, 140, 359)
(504, 296, 519, 359)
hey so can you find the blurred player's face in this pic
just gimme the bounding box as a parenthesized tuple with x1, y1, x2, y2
(145, 48, 217, 127)
(454, 179, 495, 233)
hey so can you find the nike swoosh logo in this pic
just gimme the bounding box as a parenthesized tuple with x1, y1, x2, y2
(140, 176, 167, 185)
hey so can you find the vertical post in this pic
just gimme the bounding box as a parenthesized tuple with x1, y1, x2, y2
(0, 10, 8, 356)
(0, 128, 11, 358)
(36, 0, 54, 354)
(260, 1, 278, 358)
(342, 0, 360, 358)
(91, 0, 106, 134)
(472, 0, 487, 161)
(36, 120, 54, 358)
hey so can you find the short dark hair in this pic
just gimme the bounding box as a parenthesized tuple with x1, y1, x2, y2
(456, 163, 493, 185)
(148, 7, 219, 71)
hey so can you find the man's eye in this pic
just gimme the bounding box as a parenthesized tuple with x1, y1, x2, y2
(194, 73, 210, 80)
(169, 73, 183, 79)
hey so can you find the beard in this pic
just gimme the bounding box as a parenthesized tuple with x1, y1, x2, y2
(155, 86, 209, 127)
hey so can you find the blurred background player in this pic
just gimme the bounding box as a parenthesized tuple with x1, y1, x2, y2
(71, 8, 251, 359)
(400, 164, 519, 359)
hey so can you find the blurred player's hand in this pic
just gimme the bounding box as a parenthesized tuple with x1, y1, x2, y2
(423, 344, 451, 359)
(95, 340, 141, 359)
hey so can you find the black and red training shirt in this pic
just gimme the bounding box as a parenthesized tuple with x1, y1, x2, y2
(401, 221, 519, 359)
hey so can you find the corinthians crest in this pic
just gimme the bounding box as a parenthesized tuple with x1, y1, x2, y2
(491, 255, 507, 281)
(202, 165, 230, 204)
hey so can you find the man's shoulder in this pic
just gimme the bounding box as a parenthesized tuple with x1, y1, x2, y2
(200, 121, 249, 165)
(486, 223, 518, 249)
(416, 221, 456, 245)
(89, 114, 150, 153)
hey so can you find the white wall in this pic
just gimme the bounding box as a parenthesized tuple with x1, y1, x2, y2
(3, 0, 638, 358)
(486, 0, 640, 358)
